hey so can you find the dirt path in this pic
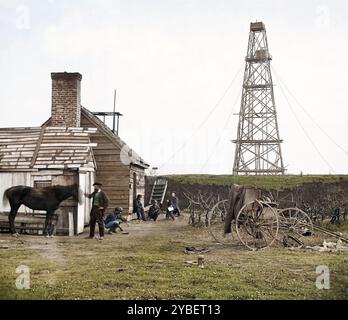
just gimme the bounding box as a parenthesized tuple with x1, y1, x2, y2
(1, 235, 66, 265)
(0, 215, 191, 262)
(2, 214, 347, 259)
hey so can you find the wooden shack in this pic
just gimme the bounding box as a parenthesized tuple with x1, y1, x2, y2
(0, 126, 97, 235)
(80, 107, 149, 212)
(0, 71, 149, 236)
(44, 72, 149, 213)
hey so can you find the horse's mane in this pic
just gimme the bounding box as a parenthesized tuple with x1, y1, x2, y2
(42, 184, 78, 198)
(39, 184, 77, 191)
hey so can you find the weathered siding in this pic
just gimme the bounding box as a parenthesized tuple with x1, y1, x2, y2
(0, 172, 32, 213)
(52, 173, 78, 235)
(78, 170, 94, 227)
(81, 114, 131, 212)
(0, 170, 92, 235)
(129, 165, 146, 212)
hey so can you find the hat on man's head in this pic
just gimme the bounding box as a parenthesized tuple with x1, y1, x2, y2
(93, 182, 103, 186)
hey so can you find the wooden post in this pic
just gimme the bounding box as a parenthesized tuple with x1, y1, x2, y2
(113, 89, 116, 133)
(68, 211, 74, 237)
(198, 255, 204, 268)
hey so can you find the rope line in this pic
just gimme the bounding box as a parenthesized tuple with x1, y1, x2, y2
(158, 64, 243, 171)
(274, 72, 336, 173)
(199, 88, 242, 173)
(272, 65, 348, 157)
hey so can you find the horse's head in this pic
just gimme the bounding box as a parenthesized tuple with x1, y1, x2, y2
(71, 184, 83, 205)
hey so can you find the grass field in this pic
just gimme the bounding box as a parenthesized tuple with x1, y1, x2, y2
(1, 215, 348, 300)
(165, 174, 348, 190)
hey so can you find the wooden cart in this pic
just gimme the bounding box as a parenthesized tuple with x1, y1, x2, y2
(208, 198, 313, 251)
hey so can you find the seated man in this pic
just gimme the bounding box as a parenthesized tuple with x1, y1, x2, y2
(105, 207, 127, 234)
(166, 200, 175, 220)
(133, 194, 146, 221)
(148, 200, 160, 221)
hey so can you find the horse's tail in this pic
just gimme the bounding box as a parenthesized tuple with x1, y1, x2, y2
(2, 188, 10, 206)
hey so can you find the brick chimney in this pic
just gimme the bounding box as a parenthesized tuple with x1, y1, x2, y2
(51, 72, 82, 127)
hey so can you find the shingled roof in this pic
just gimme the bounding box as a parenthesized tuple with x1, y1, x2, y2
(0, 126, 97, 171)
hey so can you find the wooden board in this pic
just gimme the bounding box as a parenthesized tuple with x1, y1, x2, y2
(80, 112, 150, 213)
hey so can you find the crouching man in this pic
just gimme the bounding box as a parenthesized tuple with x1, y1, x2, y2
(147, 200, 160, 221)
(105, 207, 128, 234)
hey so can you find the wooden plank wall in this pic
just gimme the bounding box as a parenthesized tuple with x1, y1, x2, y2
(52, 173, 78, 235)
(80, 114, 131, 212)
(129, 165, 146, 213)
(78, 170, 94, 228)
(0, 170, 82, 236)
(0, 172, 32, 212)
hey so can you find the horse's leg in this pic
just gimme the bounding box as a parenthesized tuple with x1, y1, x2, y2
(48, 212, 55, 237)
(44, 211, 51, 237)
(8, 204, 20, 236)
(45, 211, 55, 237)
(49, 216, 55, 236)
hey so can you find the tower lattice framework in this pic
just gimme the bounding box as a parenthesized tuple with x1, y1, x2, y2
(233, 22, 285, 175)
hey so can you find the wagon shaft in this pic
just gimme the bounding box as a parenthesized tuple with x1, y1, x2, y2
(312, 224, 348, 244)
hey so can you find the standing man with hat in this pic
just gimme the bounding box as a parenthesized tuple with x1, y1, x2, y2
(85, 182, 109, 240)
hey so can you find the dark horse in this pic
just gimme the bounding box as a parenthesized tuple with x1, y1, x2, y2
(3, 184, 81, 237)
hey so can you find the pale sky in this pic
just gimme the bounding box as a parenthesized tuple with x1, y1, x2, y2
(0, 0, 347, 175)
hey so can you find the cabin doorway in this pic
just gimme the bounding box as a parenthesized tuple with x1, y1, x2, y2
(133, 172, 137, 200)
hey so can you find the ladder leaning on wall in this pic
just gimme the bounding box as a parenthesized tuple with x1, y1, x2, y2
(149, 178, 168, 206)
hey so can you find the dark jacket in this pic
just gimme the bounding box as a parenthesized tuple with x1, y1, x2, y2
(170, 196, 179, 209)
(105, 213, 126, 225)
(133, 198, 143, 213)
(105, 214, 115, 225)
(148, 204, 160, 217)
(88, 190, 109, 210)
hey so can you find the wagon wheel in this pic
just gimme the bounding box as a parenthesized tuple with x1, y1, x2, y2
(278, 208, 313, 248)
(236, 200, 279, 251)
(207, 199, 232, 244)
